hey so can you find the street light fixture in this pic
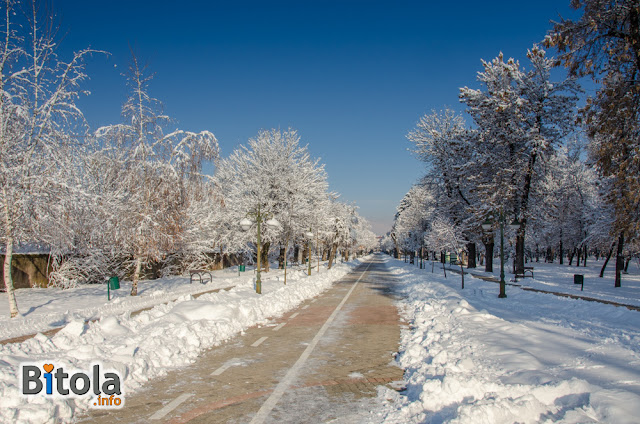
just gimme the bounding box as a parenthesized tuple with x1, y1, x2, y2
(239, 207, 279, 294)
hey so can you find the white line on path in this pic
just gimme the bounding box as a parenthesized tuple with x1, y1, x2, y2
(273, 323, 286, 332)
(149, 393, 193, 420)
(251, 336, 268, 347)
(211, 359, 242, 376)
(249, 260, 373, 424)
(302, 305, 309, 310)
(289, 312, 299, 319)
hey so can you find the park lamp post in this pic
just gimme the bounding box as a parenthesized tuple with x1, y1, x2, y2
(305, 229, 314, 276)
(482, 210, 521, 299)
(240, 208, 280, 294)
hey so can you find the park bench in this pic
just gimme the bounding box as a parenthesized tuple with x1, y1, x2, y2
(189, 270, 212, 284)
(515, 266, 534, 279)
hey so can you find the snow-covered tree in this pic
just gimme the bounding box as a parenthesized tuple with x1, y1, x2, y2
(546, 0, 640, 286)
(214, 128, 329, 273)
(425, 214, 467, 286)
(94, 53, 218, 295)
(349, 208, 378, 258)
(459, 46, 579, 275)
(407, 109, 480, 267)
(393, 185, 434, 263)
(531, 142, 599, 265)
(0, 0, 95, 316)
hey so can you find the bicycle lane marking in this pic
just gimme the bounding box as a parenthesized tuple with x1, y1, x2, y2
(150, 393, 194, 420)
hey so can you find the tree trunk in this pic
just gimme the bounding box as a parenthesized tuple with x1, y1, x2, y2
(466, 242, 476, 268)
(484, 238, 494, 272)
(615, 232, 624, 287)
(600, 242, 615, 278)
(515, 227, 526, 276)
(278, 246, 286, 269)
(514, 148, 536, 275)
(131, 256, 142, 296)
(327, 243, 337, 269)
(392, 235, 400, 259)
(3, 237, 20, 318)
(624, 256, 630, 273)
(583, 244, 588, 267)
(569, 248, 575, 266)
(283, 238, 289, 285)
(559, 235, 564, 265)
(262, 242, 270, 272)
(442, 254, 447, 279)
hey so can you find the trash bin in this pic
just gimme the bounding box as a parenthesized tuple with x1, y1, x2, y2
(107, 276, 120, 301)
(574, 274, 584, 291)
(108, 276, 120, 290)
(239, 265, 246, 272)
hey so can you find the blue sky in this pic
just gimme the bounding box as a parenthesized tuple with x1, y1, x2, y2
(54, 0, 576, 235)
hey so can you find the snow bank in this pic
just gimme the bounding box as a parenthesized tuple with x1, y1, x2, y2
(0, 273, 240, 341)
(0, 260, 361, 423)
(373, 257, 640, 424)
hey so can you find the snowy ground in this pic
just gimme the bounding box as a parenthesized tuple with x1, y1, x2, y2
(0, 259, 361, 423)
(469, 257, 640, 307)
(0, 268, 244, 341)
(373, 256, 640, 423)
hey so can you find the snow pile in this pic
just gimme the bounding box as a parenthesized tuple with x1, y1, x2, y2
(0, 260, 361, 423)
(374, 257, 640, 424)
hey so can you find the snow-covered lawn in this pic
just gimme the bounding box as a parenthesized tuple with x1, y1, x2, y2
(469, 257, 640, 307)
(375, 256, 640, 423)
(0, 259, 362, 423)
(0, 268, 244, 341)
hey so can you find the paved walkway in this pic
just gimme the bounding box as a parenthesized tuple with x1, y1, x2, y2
(78, 255, 404, 423)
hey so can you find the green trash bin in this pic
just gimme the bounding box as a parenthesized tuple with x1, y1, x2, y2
(108, 276, 120, 290)
(239, 265, 246, 272)
(107, 276, 120, 301)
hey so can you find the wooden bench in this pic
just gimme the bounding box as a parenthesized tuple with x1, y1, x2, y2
(515, 266, 534, 279)
(189, 270, 212, 284)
